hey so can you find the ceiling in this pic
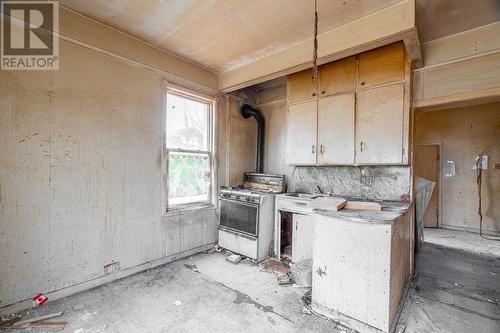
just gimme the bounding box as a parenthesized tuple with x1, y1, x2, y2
(59, 0, 500, 74)
(417, 0, 500, 42)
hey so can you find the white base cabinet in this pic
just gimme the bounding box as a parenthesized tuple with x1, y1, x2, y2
(291, 214, 314, 262)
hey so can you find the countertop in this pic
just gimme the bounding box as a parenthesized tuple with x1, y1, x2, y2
(313, 200, 412, 225)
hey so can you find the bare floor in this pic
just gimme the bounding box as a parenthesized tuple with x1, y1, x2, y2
(4, 252, 342, 332)
(5, 229, 500, 332)
(397, 228, 500, 333)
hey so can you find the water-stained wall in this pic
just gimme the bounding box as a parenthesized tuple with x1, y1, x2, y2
(0, 18, 219, 311)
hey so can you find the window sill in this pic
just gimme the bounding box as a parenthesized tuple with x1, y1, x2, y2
(163, 202, 216, 217)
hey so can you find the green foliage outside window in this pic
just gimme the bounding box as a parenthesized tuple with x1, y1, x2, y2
(169, 153, 209, 198)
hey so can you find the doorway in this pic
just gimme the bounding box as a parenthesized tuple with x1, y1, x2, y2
(414, 144, 441, 228)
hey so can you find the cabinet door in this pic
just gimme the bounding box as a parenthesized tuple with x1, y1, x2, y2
(319, 56, 356, 96)
(292, 214, 314, 262)
(318, 93, 355, 164)
(286, 100, 317, 165)
(358, 43, 405, 89)
(288, 69, 317, 104)
(356, 83, 404, 164)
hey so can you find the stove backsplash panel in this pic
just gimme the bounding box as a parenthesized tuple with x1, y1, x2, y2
(290, 166, 411, 202)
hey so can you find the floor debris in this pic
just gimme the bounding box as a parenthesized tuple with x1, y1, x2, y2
(301, 290, 312, 306)
(260, 258, 290, 275)
(32, 293, 49, 307)
(13, 311, 64, 327)
(204, 245, 217, 254)
(0, 315, 21, 327)
(184, 264, 200, 273)
(277, 275, 291, 285)
(290, 259, 312, 288)
(226, 254, 242, 264)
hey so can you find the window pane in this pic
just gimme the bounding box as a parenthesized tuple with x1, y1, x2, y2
(168, 152, 210, 205)
(166, 93, 209, 151)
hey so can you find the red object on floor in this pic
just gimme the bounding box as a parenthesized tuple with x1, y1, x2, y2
(32, 293, 48, 307)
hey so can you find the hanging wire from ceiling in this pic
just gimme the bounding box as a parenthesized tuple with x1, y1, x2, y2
(312, 0, 319, 83)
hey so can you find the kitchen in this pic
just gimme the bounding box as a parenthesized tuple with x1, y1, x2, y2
(219, 42, 415, 333)
(1, 1, 499, 332)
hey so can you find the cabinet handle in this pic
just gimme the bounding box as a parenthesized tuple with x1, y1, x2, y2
(321, 90, 326, 95)
(320, 144, 325, 154)
(360, 141, 364, 152)
(312, 145, 316, 154)
(312, 93, 316, 97)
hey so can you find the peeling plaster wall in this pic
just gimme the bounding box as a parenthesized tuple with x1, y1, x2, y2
(415, 103, 500, 235)
(258, 84, 411, 200)
(0, 39, 219, 309)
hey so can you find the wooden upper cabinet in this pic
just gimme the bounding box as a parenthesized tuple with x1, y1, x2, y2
(286, 100, 317, 165)
(319, 56, 356, 96)
(356, 83, 404, 164)
(317, 93, 355, 164)
(288, 69, 317, 104)
(358, 43, 405, 89)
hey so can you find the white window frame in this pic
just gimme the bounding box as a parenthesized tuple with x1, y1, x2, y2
(163, 83, 217, 212)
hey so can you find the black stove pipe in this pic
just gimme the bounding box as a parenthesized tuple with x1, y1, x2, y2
(241, 104, 265, 173)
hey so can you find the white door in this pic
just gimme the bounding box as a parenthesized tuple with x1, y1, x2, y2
(356, 83, 404, 164)
(292, 214, 314, 262)
(286, 100, 317, 165)
(318, 93, 355, 164)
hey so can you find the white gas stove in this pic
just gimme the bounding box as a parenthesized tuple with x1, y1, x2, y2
(218, 173, 285, 262)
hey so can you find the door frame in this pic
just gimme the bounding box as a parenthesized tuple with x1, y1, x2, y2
(414, 142, 442, 228)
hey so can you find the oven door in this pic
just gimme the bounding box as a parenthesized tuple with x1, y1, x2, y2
(219, 198, 259, 237)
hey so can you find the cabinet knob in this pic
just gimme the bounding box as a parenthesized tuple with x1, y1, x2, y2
(321, 90, 326, 94)
(312, 93, 316, 97)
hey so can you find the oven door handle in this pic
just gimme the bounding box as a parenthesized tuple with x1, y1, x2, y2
(219, 197, 259, 207)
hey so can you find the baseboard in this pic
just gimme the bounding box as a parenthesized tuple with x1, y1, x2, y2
(311, 301, 385, 333)
(440, 225, 500, 237)
(0, 243, 215, 316)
